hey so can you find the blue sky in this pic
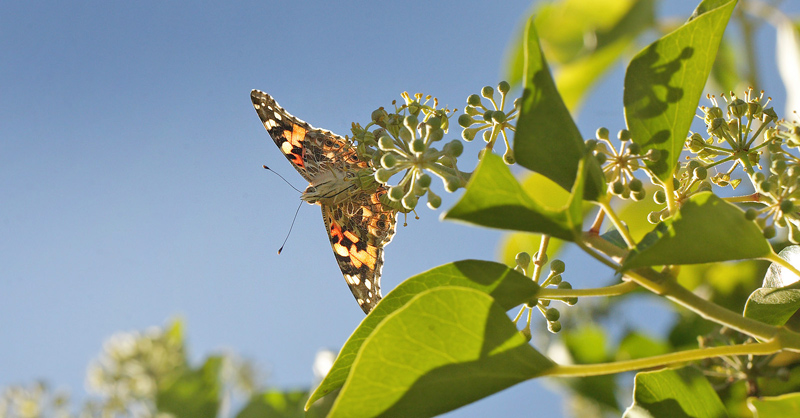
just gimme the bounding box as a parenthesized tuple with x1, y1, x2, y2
(1, 0, 798, 416)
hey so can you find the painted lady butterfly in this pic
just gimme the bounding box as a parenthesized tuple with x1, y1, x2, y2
(251, 90, 398, 314)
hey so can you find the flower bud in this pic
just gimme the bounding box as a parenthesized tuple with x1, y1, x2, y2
(693, 166, 708, 180)
(426, 190, 442, 209)
(646, 149, 661, 162)
(618, 129, 631, 141)
(481, 86, 494, 99)
(516, 252, 531, 268)
(375, 168, 393, 183)
(491, 110, 507, 123)
(545, 308, 560, 321)
(426, 116, 442, 130)
(428, 128, 444, 142)
(417, 173, 432, 189)
(462, 128, 478, 141)
(596, 127, 609, 140)
(687, 132, 706, 152)
(498, 81, 510, 94)
(780, 200, 794, 214)
(547, 321, 562, 333)
(629, 178, 643, 192)
(503, 149, 515, 165)
(445, 176, 461, 192)
(388, 185, 404, 201)
(627, 143, 641, 155)
(444, 139, 464, 157)
(381, 153, 398, 168)
(728, 98, 747, 118)
(467, 94, 482, 106)
(745, 208, 758, 221)
(411, 139, 426, 154)
(483, 110, 494, 122)
(378, 135, 395, 151)
(371, 107, 389, 125)
(402, 194, 418, 210)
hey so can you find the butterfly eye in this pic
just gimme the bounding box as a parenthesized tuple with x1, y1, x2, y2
(305, 186, 317, 194)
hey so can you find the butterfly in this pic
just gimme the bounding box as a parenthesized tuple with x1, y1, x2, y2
(251, 90, 398, 314)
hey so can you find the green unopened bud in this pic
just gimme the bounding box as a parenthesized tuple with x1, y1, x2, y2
(627, 143, 641, 155)
(748, 100, 763, 117)
(388, 185, 404, 201)
(595, 152, 607, 165)
(647, 211, 661, 224)
(399, 128, 412, 142)
(481, 86, 494, 99)
(549, 259, 565, 274)
(596, 127, 609, 140)
(762, 107, 778, 123)
(375, 168, 394, 183)
(516, 252, 531, 268)
(633, 189, 646, 201)
(654, 190, 667, 204)
(462, 127, 478, 141)
(763, 225, 776, 239)
(404, 115, 418, 129)
(693, 166, 708, 180)
(498, 81, 510, 94)
(378, 135, 394, 151)
(780, 200, 795, 214)
(728, 98, 747, 118)
(728, 119, 739, 137)
(417, 173, 432, 189)
(381, 153, 398, 168)
(428, 128, 444, 142)
(467, 94, 482, 106)
(445, 176, 461, 192)
(549, 274, 562, 285)
(491, 110, 507, 123)
(458, 114, 474, 128)
(772, 159, 787, 174)
(483, 110, 494, 122)
(647, 148, 661, 162)
(585, 139, 598, 150)
(503, 149, 515, 164)
(547, 320, 562, 333)
(426, 190, 441, 209)
(612, 181, 625, 195)
(745, 208, 758, 221)
(411, 139, 426, 154)
(629, 178, 643, 192)
(402, 193, 418, 210)
(545, 308, 560, 321)
(426, 116, 442, 130)
(444, 140, 463, 157)
(618, 129, 631, 141)
(482, 129, 492, 143)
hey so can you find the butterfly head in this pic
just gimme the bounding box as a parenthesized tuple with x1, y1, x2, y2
(300, 168, 359, 206)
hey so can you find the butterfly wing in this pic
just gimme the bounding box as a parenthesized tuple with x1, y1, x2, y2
(322, 187, 397, 314)
(251, 90, 365, 181)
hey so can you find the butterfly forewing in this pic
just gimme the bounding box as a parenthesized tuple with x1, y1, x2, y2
(251, 90, 398, 314)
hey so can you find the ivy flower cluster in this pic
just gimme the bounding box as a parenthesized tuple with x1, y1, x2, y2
(350, 92, 468, 212)
(513, 251, 574, 335)
(458, 81, 519, 164)
(681, 89, 800, 241)
(588, 127, 659, 201)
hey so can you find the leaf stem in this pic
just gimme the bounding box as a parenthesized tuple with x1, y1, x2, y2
(598, 200, 635, 249)
(537, 281, 638, 299)
(540, 338, 783, 378)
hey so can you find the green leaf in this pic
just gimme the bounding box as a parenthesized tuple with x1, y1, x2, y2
(327, 287, 554, 418)
(624, 367, 728, 418)
(497, 173, 572, 265)
(157, 356, 222, 418)
(623, 0, 737, 180)
(623, 193, 771, 269)
(307, 259, 540, 407)
(744, 246, 800, 326)
(560, 325, 618, 410)
(747, 393, 800, 417)
(236, 390, 309, 418)
(443, 153, 576, 240)
(513, 16, 605, 200)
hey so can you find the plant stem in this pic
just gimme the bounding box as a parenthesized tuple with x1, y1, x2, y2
(765, 251, 800, 281)
(537, 281, 638, 299)
(598, 200, 635, 249)
(540, 338, 783, 378)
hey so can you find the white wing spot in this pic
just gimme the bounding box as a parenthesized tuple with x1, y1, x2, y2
(357, 298, 365, 305)
(266, 119, 278, 129)
(273, 112, 282, 121)
(346, 274, 361, 286)
(364, 280, 371, 290)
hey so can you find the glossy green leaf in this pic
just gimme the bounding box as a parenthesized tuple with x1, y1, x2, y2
(624, 367, 728, 418)
(157, 356, 222, 418)
(497, 173, 572, 265)
(513, 16, 604, 200)
(623, 193, 771, 269)
(307, 260, 540, 407)
(560, 325, 618, 410)
(623, 0, 737, 180)
(443, 153, 576, 240)
(744, 246, 800, 326)
(327, 287, 554, 418)
(748, 393, 800, 417)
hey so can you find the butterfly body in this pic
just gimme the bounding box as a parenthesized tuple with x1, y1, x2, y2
(251, 90, 397, 314)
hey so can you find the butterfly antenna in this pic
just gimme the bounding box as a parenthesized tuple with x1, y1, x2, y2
(263, 165, 303, 193)
(277, 200, 303, 255)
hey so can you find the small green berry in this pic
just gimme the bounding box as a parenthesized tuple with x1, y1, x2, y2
(467, 94, 482, 106)
(547, 321, 562, 333)
(596, 127, 609, 140)
(381, 153, 397, 168)
(498, 81, 510, 94)
(481, 86, 494, 99)
(549, 259, 565, 274)
(458, 114, 475, 128)
(516, 252, 531, 268)
(545, 308, 560, 321)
